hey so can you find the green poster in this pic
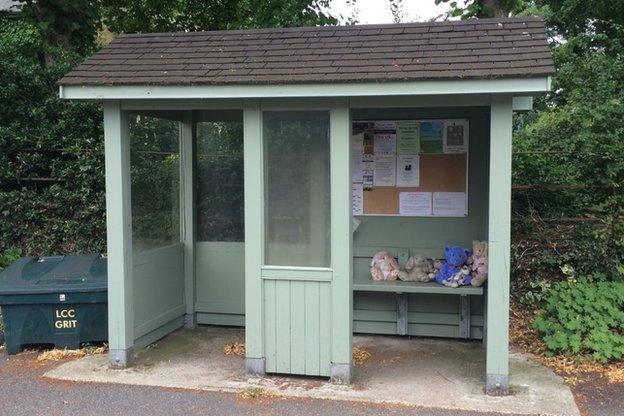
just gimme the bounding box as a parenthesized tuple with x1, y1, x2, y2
(396, 121, 420, 154)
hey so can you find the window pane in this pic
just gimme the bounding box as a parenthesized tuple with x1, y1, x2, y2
(263, 111, 330, 267)
(130, 114, 180, 253)
(196, 121, 244, 242)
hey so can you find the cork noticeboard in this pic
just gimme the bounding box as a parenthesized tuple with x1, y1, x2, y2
(351, 119, 469, 217)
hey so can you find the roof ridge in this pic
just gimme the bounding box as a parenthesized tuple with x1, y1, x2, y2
(116, 16, 545, 38)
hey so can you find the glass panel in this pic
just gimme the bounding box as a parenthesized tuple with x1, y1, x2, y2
(196, 121, 244, 242)
(129, 113, 180, 253)
(263, 111, 330, 267)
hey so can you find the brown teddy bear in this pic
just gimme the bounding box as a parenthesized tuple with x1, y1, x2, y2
(398, 255, 434, 282)
(467, 240, 488, 287)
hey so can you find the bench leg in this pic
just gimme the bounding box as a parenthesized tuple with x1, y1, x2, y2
(396, 293, 408, 336)
(459, 295, 471, 339)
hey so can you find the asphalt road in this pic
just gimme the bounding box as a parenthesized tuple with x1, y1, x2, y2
(0, 350, 532, 416)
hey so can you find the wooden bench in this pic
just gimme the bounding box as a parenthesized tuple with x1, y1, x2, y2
(353, 277, 484, 339)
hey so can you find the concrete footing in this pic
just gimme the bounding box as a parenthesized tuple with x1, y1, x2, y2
(330, 362, 352, 384)
(184, 313, 197, 329)
(109, 347, 134, 369)
(245, 357, 266, 376)
(485, 373, 509, 396)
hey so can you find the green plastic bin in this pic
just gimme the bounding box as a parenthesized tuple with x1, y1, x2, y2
(0, 254, 108, 354)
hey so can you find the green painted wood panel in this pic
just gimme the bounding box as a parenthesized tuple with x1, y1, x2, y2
(486, 96, 513, 379)
(132, 243, 186, 340)
(263, 279, 331, 376)
(195, 242, 245, 317)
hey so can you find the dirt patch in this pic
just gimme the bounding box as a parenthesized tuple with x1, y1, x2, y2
(224, 342, 245, 356)
(352, 345, 371, 366)
(37, 346, 107, 362)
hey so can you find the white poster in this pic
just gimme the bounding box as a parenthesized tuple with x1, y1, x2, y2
(373, 132, 396, 155)
(362, 154, 375, 190)
(399, 192, 432, 216)
(396, 155, 420, 187)
(433, 192, 468, 216)
(373, 155, 396, 186)
(352, 182, 363, 215)
(443, 119, 469, 153)
(351, 153, 364, 182)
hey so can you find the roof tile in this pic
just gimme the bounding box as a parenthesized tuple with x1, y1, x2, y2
(59, 17, 554, 86)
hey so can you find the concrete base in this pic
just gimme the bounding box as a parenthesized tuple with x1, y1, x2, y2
(108, 348, 134, 369)
(184, 313, 197, 329)
(46, 327, 580, 416)
(245, 357, 266, 376)
(486, 373, 510, 396)
(330, 362, 352, 384)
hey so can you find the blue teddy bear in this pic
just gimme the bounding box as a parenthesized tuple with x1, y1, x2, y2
(435, 246, 471, 286)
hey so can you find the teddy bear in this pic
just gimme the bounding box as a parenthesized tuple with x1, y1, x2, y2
(435, 246, 470, 286)
(467, 240, 488, 287)
(398, 255, 434, 282)
(370, 251, 400, 281)
(442, 265, 472, 287)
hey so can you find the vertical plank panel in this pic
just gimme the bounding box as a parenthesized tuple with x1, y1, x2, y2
(263, 279, 277, 372)
(329, 100, 353, 368)
(319, 281, 332, 376)
(290, 281, 306, 374)
(243, 100, 264, 359)
(275, 280, 291, 373)
(181, 111, 196, 319)
(487, 95, 512, 385)
(304, 282, 321, 375)
(104, 101, 134, 352)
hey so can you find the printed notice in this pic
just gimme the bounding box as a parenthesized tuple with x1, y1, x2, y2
(419, 120, 444, 153)
(373, 155, 396, 186)
(399, 192, 432, 216)
(373, 132, 396, 155)
(433, 192, 468, 217)
(362, 154, 375, 190)
(443, 120, 469, 153)
(396, 155, 420, 187)
(352, 182, 363, 215)
(396, 121, 420, 154)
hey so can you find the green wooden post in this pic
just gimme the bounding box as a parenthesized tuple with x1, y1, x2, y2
(329, 100, 353, 382)
(103, 100, 134, 368)
(243, 99, 266, 375)
(486, 95, 513, 394)
(181, 111, 197, 328)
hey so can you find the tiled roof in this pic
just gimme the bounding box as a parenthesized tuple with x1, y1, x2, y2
(59, 17, 554, 86)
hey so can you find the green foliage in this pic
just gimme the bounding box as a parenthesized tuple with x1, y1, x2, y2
(434, 0, 529, 18)
(101, 0, 338, 33)
(533, 275, 624, 362)
(20, 0, 101, 60)
(0, 16, 105, 255)
(0, 248, 21, 270)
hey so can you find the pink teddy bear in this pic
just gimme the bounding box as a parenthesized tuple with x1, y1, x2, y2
(370, 251, 400, 281)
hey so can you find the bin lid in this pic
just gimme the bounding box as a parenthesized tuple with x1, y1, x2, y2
(0, 253, 107, 295)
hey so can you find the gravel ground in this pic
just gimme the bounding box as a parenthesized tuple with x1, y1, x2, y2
(0, 350, 529, 416)
(569, 372, 624, 416)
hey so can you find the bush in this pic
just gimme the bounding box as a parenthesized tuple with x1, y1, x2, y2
(0, 247, 21, 270)
(533, 275, 624, 362)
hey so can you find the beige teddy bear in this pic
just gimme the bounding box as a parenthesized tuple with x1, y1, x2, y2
(370, 251, 400, 281)
(467, 240, 488, 287)
(398, 255, 434, 282)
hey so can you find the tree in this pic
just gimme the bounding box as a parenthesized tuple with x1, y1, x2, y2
(434, 0, 527, 18)
(20, 0, 100, 65)
(100, 0, 338, 34)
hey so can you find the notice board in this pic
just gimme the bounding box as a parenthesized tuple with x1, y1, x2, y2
(351, 119, 469, 217)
